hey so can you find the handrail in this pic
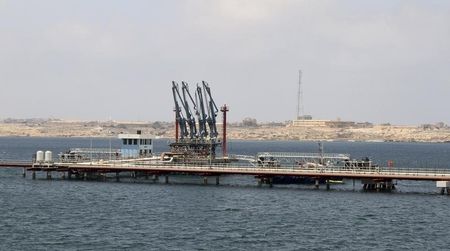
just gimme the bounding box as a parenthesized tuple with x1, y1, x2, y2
(257, 152, 351, 159)
(54, 161, 450, 177)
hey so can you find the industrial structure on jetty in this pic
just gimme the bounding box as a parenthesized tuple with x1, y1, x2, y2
(1, 81, 450, 195)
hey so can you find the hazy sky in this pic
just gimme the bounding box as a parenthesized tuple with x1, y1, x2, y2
(1, 0, 449, 124)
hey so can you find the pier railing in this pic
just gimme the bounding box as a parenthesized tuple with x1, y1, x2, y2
(256, 152, 351, 160)
(51, 160, 450, 178)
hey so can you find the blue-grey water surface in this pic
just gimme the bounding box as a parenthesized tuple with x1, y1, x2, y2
(1, 137, 450, 250)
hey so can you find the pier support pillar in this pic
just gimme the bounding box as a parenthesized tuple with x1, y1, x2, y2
(257, 178, 262, 187)
(362, 179, 377, 191)
(22, 168, 26, 178)
(165, 175, 169, 184)
(83, 172, 88, 181)
(61, 172, 66, 180)
(116, 172, 120, 182)
(326, 180, 330, 190)
(436, 181, 450, 195)
(315, 179, 320, 189)
(203, 177, 208, 185)
(153, 175, 159, 182)
(145, 173, 149, 180)
(269, 177, 273, 188)
(68, 171, 72, 180)
(46, 171, 52, 180)
(216, 176, 220, 185)
(32, 171, 36, 180)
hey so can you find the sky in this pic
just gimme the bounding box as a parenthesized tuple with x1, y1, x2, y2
(0, 0, 449, 125)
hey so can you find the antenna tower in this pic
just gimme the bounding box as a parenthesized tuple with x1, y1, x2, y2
(296, 70, 304, 119)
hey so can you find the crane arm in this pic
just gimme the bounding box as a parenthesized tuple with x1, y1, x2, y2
(172, 81, 188, 139)
(202, 81, 219, 139)
(181, 81, 198, 139)
(196, 84, 208, 139)
(196, 85, 208, 139)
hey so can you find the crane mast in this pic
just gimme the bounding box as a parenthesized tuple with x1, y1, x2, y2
(196, 84, 208, 140)
(181, 81, 198, 139)
(171, 81, 188, 140)
(202, 81, 219, 139)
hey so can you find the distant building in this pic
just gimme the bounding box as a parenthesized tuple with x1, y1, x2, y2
(292, 119, 330, 127)
(296, 115, 313, 120)
(292, 116, 369, 128)
(326, 121, 356, 128)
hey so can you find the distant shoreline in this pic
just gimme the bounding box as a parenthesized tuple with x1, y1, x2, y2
(1, 120, 449, 143)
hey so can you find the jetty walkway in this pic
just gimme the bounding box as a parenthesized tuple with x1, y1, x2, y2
(2, 160, 450, 194)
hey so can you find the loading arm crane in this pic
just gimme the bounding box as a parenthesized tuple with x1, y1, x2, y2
(181, 81, 198, 139)
(172, 81, 189, 140)
(202, 81, 219, 139)
(196, 84, 208, 140)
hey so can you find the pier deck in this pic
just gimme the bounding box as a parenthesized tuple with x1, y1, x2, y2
(2, 160, 450, 194)
(2, 161, 450, 182)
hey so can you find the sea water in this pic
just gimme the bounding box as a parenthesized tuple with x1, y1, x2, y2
(1, 137, 450, 250)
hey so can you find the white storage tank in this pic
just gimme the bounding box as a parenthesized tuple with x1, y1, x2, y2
(36, 151, 44, 162)
(45, 151, 53, 163)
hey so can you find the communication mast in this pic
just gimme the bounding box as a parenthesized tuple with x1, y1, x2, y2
(296, 69, 304, 119)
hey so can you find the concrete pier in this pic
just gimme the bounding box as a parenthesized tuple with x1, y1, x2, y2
(437, 181, 450, 195)
(8, 159, 450, 196)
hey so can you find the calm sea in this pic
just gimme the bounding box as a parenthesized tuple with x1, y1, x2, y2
(1, 137, 450, 250)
